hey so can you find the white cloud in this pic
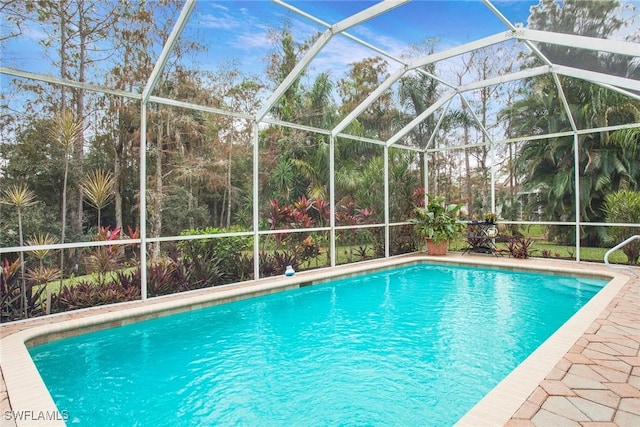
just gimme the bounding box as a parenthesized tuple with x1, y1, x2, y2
(198, 12, 241, 30)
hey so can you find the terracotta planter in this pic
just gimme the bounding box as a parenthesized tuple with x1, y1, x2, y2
(426, 239, 448, 255)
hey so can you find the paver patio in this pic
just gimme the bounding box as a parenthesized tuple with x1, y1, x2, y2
(506, 266, 640, 426)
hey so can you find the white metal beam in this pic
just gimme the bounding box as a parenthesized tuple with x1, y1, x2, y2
(139, 102, 148, 299)
(331, 65, 408, 137)
(482, 0, 554, 67)
(141, 0, 196, 103)
(257, 1, 407, 122)
(573, 133, 581, 262)
(386, 90, 457, 147)
(552, 65, 640, 92)
(329, 135, 336, 267)
(252, 121, 260, 279)
(148, 95, 254, 120)
(0, 66, 141, 100)
(456, 65, 549, 94)
(255, 30, 333, 121)
(384, 145, 390, 258)
(459, 95, 494, 146)
(519, 28, 640, 58)
(408, 31, 515, 70)
(552, 72, 578, 132)
(484, 122, 640, 148)
(273, 0, 412, 72)
(593, 83, 640, 102)
(425, 97, 454, 151)
(335, 133, 388, 147)
(332, 0, 409, 34)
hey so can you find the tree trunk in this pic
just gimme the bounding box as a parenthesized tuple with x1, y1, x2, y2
(226, 145, 232, 229)
(150, 119, 163, 261)
(73, 9, 87, 233)
(464, 124, 472, 213)
(114, 148, 123, 230)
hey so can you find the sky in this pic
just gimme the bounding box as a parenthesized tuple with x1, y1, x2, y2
(1, 0, 541, 82)
(186, 0, 541, 77)
(1, 0, 638, 102)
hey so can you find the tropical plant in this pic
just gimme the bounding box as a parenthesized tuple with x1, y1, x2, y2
(0, 257, 54, 321)
(507, 237, 536, 259)
(26, 233, 58, 266)
(1, 184, 37, 317)
(26, 233, 59, 314)
(50, 110, 84, 297)
(177, 226, 252, 278)
(259, 250, 299, 278)
(335, 195, 375, 262)
(500, 0, 640, 246)
(53, 279, 140, 311)
(411, 196, 464, 244)
(0, 259, 22, 322)
(83, 226, 126, 285)
(24, 266, 59, 316)
(81, 169, 116, 228)
(484, 212, 498, 223)
(603, 190, 640, 265)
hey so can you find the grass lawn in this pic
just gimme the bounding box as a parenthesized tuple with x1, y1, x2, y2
(532, 242, 628, 263)
(450, 237, 629, 264)
(41, 268, 137, 301)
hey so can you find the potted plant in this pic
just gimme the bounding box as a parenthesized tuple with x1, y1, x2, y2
(411, 196, 465, 255)
(484, 212, 497, 224)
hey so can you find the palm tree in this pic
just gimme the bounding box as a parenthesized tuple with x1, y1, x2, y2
(81, 169, 116, 228)
(501, 76, 640, 245)
(26, 233, 59, 315)
(50, 111, 83, 284)
(1, 184, 37, 317)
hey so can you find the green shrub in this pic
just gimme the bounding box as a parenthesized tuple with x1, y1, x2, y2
(507, 237, 535, 259)
(53, 280, 140, 311)
(603, 190, 640, 265)
(1, 258, 51, 321)
(1, 258, 23, 321)
(177, 226, 253, 281)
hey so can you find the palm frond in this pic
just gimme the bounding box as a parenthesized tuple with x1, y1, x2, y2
(0, 184, 37, 208)
(81, 169, 116, 210)
(26, 233, 58, 261)
(50, 110, 84, 151)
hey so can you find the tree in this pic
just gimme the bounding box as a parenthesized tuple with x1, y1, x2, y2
(500, 0, 640, 244)
(81, 169, 116, 229)
(50, 111, 83, 245)
(34, 0, 121, 232)
(603, 190, 640, 264)
(264, 21, 310, 122)
(528, 0, 631, 77)
(338, 56, 394, 140)
(101, 0, 155, 231)
(398, 39, 442, 192)
(1, 184, 37, 317)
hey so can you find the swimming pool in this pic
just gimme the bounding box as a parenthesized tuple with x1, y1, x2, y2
(29, 262, 606, 426)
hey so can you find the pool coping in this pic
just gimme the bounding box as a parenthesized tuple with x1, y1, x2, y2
(0, 254, 635, 426)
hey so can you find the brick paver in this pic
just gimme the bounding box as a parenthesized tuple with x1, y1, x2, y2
(507, 273, 640, 426)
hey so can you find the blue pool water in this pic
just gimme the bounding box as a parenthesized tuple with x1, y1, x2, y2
(30, 263, 606, 426)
